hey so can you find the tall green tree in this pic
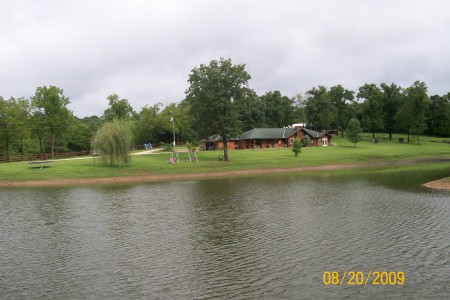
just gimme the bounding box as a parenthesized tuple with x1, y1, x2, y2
(31, 86, 73, 158)
(156, 103, 193, 146)
(0, 97, 30, 156)
(91, 119, 133, 166)
(295, 92, 307, 123)
(135, 103, 163, 144)
(67, 118, 91, 151)
(305, 86, 335, 131)
(29, 110, 47, 154)
(329, 85, 354, 137)
(103, 94, 134, 121)
(346, 118, 362, 146)
(402, 81, 430, 144)
(426, 94, 450, 137)
(380, 83, 402, 140)
(357, 83, 384, 139)
(11, 98, 30, 155)
(186, 58, 251, 161)
(0, 97, 8, 155)
(260, 90, 297, 127)
(236, 88, 265, 131)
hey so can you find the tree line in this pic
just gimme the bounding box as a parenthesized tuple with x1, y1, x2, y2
(1, 58, 449, 158)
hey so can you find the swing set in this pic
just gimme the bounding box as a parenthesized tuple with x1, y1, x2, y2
(168, 151, 198, 164)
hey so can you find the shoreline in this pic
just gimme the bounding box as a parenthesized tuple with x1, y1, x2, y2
(1, 159, 449, 188)
(422, 178, 450, 191)
(0, 162, 386, 187)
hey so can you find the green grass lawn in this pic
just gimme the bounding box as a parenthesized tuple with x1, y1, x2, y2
(1, 133, 449, 182)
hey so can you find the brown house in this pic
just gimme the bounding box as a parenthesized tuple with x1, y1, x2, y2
(201, 134, 237, 150)
(238, 128, 298, 149)
(296, 127, 332, 146)
(202, 127, 332, 150)
(239, 127, 332, 148)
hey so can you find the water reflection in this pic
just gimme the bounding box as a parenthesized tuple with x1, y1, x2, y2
(0, 169, 449, 299)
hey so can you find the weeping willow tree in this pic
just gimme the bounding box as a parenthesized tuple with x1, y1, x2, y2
(91, 119, 133, 166)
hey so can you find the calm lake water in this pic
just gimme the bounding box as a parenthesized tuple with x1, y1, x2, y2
(1, 168, 449, 299)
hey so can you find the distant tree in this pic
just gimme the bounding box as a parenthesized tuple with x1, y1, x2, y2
(236, 88, 265, 131)
(0, 97, 30, 156)
(292, 138, 302, 156)
(402, 81, 430, 145)
(260, 90, 297, 127)
(11, 98, 30, 155)
(295, 92, 307, 123)
(29, 110, 47, 154)
(305, 86, 336, 131)
(329, 85, 354, 137)
(31, 86, 73, 158)
(395, 100, 415, 143)
(157, 103, 188, 146)
(81, 115, 103, 144)
(426, 94, 450, 137)
(380, 83, 402, 140)
(0, 97, 8, 155)
(103, 94, 134, 121)
(357, 83, 384, 139)
(186, 58, 251, 161)
(135, 103, 163, 145)
(91, 119, 133, 166)
(67, 118, 90, 151)
(346, 118, 362, 146)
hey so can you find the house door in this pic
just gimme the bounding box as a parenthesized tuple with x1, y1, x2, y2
(322, 138, 328, 146)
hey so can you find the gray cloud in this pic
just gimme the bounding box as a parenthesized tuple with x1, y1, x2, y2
(1, 0, 449, 117)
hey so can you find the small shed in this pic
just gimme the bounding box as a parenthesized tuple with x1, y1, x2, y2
(201, 134, 236, 150)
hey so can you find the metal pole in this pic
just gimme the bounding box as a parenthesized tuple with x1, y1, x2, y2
(170, 115, 175, 147)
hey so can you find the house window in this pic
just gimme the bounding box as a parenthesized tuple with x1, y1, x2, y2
(289, 138, 294, 144)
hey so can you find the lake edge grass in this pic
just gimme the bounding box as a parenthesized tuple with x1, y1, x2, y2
(1, 133, 449, 185)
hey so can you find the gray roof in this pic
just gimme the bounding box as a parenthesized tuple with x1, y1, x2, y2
(240, 128, 297, 140)
(203, 127, 330, 142)
(302, 128, 327, 138)
(201, 134, 223, 142)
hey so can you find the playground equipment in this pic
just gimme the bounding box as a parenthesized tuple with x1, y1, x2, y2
(187, 151, 198, 163)
(168, 151, 198, 164)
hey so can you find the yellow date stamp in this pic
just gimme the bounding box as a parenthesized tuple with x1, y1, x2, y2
(322, 271, 405, 286)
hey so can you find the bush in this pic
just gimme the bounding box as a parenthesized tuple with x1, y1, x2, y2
(161, 142, 174, 151)
(292, 138, 302, 157)
(301, 135, 311, 147)
(91, 119, 133, 167)
(186, 141, 196, 152)
(346, 118, 362, 146)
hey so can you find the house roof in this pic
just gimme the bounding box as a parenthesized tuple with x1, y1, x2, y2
(201, 134, 223, 142)
(302, 128, 327, 138)
(240, 128, 297, 140)
(202, 128, 332, 142)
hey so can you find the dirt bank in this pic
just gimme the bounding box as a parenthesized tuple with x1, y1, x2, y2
(0, 162, 389, 187)
(1, 159, 449, 188)
(423, 178, 450, 191)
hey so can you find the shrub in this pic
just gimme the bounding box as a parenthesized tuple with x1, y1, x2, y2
(161, 142, 174, 151)
(301, 135, 311, 147)
(346, 118, 362, 146)
(292, 138, 302, 157)
(186, 141, 196, 152)
(91, 119, 133, 167)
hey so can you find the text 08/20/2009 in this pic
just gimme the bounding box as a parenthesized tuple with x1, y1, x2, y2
(322, 271, 405, 286)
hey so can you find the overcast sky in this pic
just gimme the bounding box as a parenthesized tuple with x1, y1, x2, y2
(1, 0, 449, 117)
